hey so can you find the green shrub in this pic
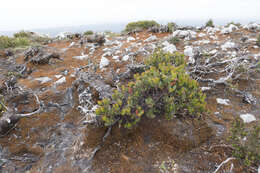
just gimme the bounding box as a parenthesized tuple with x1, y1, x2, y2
(257, 34, 260, 47)
(167, 22, 177, 33)
(226, 21, 241, 27)
(228, 119, 260, 167)
(14, 30, 32, 38)
(125, 20, 159, 32)
(168, 37, 180, 45)
(84, 30, 94, 35)
(96, 51, 206, 128)
(205, 19, 214, 27)
(0, 36, 30, 49)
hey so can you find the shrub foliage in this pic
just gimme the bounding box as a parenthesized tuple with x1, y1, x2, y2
(229, 119, 260, 167)
(84, 30, 94, 35)
(257, 34, 260, 47)
(205, 19, 214, 27)
(96, 51, 206, 128)
(0, 36, 30, 49)
(125, 20, 159, 32)
(14, 31, 32, 38)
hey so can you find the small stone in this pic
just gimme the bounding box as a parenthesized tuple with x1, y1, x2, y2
(221, 41, 236, 50)
(99, 56, 110, 69)
(73, 54, 88, 60)
(35, 77, 52, 84)
(54, 76, 66, 85)
(127, 36, 135, 42)
(144, 35, 157, 42)
(201, 87, 211, 91)
(122, 55, 130, 61)
(216, 98, 230, 105)
(55, 75, 62, 79)
(240, 114, 256, 123)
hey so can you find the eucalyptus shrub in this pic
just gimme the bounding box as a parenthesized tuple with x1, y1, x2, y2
(96, 51, 206, 128)
(125, 20, 159, 32)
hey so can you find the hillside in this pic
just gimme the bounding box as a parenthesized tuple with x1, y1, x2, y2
(0, 22, 259, 173)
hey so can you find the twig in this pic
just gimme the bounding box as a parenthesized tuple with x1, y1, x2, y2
(213, 157, 236, 173)
(16, 94, 43, 117)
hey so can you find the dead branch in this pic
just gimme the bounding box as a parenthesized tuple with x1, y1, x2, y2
(213, 157, 236, 173)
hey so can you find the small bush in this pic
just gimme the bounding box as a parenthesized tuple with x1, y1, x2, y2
(168, 37, 180, 45)
(96, 51, 206, 128)
(0, 36, 30, 49)
(256, 34, 260, 47)
(205, 19, 214, 27)
(228, 119, 260, 167)
(226, 21, 241, 27)
(84, 30, 94, 35)
(14, 31, 32, 38)
(125, 20, 159, 32)
(167, 22, 177, 33)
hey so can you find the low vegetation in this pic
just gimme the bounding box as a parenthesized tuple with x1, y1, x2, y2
(14, 30, 32, 38)
(168, 36, 180, 45)
(228, 119, 260, 167)
(0, 36, 30, 49)
(167, 22, 177, 33)
(84, 30, 94, 35)
(125, 20, 159, 32)
(96, 51, 206, 128)
(257, 34, 260, 47)
(226, 21, 241, 27)
(14, 31, 51, 44)
(205, 19, 214, 27)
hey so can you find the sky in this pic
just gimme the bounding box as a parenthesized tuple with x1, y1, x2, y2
(1, 0, 260, 31)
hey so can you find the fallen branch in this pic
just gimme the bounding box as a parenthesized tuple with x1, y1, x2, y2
(213, 157, 236, 173)
(16, 94, 44, 117)
(0, 93, 44, 136)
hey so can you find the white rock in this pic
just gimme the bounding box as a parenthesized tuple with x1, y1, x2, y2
(198, 33, 206, 37)
(173, 30, 197, 40)
(243, 23, 260, 30)
(102, 51, 112, 57)
(55, 75, 62, 79)
(54, 77, 66, 85)
(201, 87, 211, 91)
(56, 32, 72, 39)
(220, 24, 238, 34)
(184, 46, 194, 57)
(127, 36, 135, 42)
(258, 165, 260, 173)
(122, 55, 130, 61)
(221, 41, 236, 50)
(99, 56, 110, 69)
(240, 114, 256, 123)
(144, 35, 157, 42)
(204, 27, 220, 35)
(194, 40, 210, 45)
(162, 41, 177, 53)
(209, 49, 218, 55)
(112, 56, 119, 61)
(73, 54, 88, 60)
(184, 46, 195, 64)
(35, 77, 52, 84)
(216, 98, 230, 105)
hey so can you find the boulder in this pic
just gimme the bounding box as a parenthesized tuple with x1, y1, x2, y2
(240, 114, 256, 123)
(162, 41, 177, 53)
(220, 24, 238, 34)
(243, 23, 260, 31)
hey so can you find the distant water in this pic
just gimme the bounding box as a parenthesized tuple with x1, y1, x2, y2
(1, 18, 259, 37)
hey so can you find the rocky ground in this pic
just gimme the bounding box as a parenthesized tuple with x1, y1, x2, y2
(0, 23, 259, 173)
